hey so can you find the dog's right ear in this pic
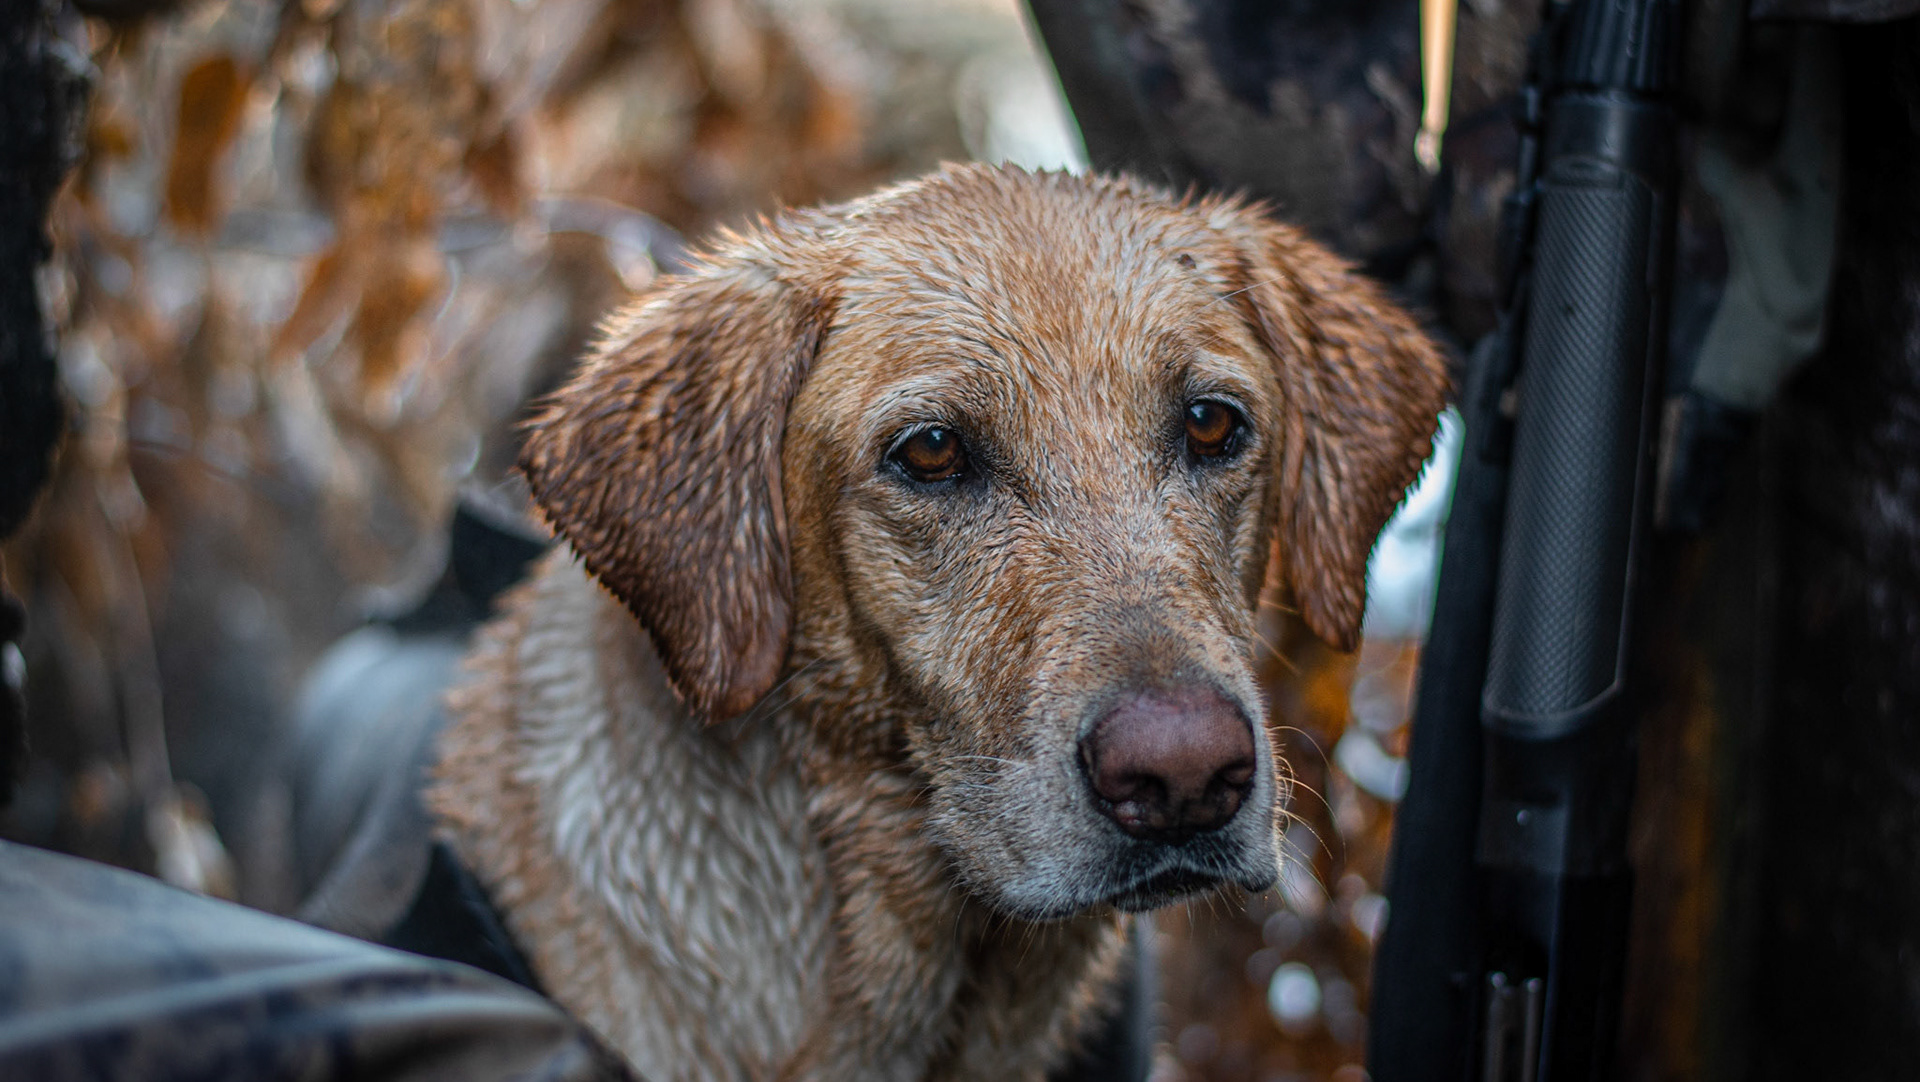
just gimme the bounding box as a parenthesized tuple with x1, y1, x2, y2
(519, 238, 836, 722)
(1217, 206, 1450, 653)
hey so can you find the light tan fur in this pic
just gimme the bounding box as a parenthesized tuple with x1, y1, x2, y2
(429, 165, 1447, 1081)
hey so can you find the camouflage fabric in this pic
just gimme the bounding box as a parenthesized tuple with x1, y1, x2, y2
(0, 839, 637, 1082)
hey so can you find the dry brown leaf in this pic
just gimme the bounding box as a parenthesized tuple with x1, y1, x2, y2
(463, 121, 524, 217)
(164, 54, 251, 237)
(349, 236, 443, 396)
(270, 244, 354, 365)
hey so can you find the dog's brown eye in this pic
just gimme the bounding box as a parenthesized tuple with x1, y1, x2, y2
(894, 426, 968, 482)
(1185, 400, 1243, 460)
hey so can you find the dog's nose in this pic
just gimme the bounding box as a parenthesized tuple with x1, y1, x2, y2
(1081, 687, 1256, 843)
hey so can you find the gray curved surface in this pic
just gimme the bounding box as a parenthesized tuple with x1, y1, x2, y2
(0, 839, 637, 1082)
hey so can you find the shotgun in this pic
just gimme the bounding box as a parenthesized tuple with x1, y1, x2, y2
(1371, 0, 1682, 1078)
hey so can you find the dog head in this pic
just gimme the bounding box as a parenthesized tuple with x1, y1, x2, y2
(521, 166, 1447, 921)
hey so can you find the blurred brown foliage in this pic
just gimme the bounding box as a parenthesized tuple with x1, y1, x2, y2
(2, 0, 1056, 889)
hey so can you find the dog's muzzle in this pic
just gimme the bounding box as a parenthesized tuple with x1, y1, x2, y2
(1078, 685, 1275, 909)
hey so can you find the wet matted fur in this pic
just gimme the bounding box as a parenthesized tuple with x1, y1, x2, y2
(429, 165, 1448, 1081)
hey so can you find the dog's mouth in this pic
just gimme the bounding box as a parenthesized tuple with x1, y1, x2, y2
(1104, 866, 1223, 912)
(926, 739, 1282, 921)
(1096, 847, 1278, 913)
(979, 842, 1275, 921)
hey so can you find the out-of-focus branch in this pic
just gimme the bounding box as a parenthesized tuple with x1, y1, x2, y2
(0, 0, 84, 540)
(0, 0, 88, 808)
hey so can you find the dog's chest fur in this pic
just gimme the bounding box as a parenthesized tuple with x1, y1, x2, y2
(429, 552, 1127, 1082)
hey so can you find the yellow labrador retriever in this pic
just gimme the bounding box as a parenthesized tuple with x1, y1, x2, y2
(428, 164, 1446, 1081)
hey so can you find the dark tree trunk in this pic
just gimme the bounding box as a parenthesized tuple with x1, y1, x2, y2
(0, 0, 79, 539)
(0, 0, 85, 803)
(1023, 0, 1542, 340)
(1746, 20, 1920, 1080)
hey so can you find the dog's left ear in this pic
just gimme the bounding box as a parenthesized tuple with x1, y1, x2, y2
(519, 238, 836, 721)
(1225, 212, 1450, 652)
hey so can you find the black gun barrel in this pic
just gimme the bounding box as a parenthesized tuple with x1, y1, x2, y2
(1370, 1, 1682, 1080)
(1474, 0, 1680, 1078)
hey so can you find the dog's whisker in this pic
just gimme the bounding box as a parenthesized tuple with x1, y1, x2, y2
(1254, 634, 1302, 677)
(1275, 774, 1335, 854)
(1204, 272, 1288, 307)
(1283, 800, 1339, 866)
(1255, 594, 1302, 616)
(1269, 741, 1344, 867)
(1270, 723, 1335, 776)
(745, 658, 830, 723)
(945, 754, 1032, 773)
